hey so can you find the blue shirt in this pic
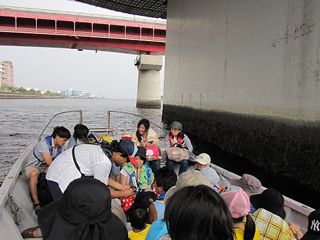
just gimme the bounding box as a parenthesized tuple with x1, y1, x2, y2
(145, 220, 168, 240)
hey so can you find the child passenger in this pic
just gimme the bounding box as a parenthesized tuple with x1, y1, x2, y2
(220, 185, 261, 240)
(128, 205, 151, 240)
(148, 167, 177, 223)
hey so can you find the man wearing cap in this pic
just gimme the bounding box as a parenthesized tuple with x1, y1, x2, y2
(46, 139, 137, 200)
(194, 153, 220, 191)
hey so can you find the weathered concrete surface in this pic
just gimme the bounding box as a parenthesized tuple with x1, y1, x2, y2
(136, 55, 162, 109)
(163, 105, 320, 194)
(163, 0, 320, 193)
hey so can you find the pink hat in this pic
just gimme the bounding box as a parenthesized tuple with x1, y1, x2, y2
(219, 185, 250, 219)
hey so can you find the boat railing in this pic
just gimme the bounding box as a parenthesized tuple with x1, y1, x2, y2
(37, 110, 83, 141)
(105, 110, 167, 138)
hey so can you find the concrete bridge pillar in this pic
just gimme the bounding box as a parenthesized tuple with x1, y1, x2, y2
(135, 54, 162, 109)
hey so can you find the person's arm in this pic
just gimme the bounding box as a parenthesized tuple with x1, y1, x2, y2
(183, 135, 193, 152)
(108, 177, 126, 190)
(120, 173, 128, 187)
(164, 135, 170, 149)
(110, 189, 135, 199)
(147, 203, 158, 224)
(41, 153, 53, 166)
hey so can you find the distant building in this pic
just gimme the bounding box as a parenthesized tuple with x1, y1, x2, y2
(0, 61, 14, 88)
(60, 88, 91, 98)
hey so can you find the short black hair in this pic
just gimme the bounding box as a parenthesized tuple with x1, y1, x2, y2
(52, 126, 71, 139)
(165, 185, 234, 240)
(111, 140, 129, 162)
(128, 206, 148, 230)
(74, 124, 89, 140)
(154, 167, 177, 192)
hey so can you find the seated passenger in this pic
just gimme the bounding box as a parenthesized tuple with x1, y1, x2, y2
(131, 119, 159, 148)
(299, 208, 320, 240)
(21, 178, 128, 240)
(163, 185, 234, 240)
(145, 172, 212, 240)
(250, 188, 286, 219)
(128, 204, 151, 240)
(46, 139, 137, 200)
(148, 167, 177, 224)
(165, 121, 194, 175)
(220, 185, 261, 240)
(230, 174, 263, 197)
(250, 188, 295, 240)
(231, 174, 263, 214)
(131, 119, 160, 171)
(24, 126, 70, 215)
(194, 153, 220, 191)
(120, 146, 154, 191)
(67, 124, 96, 148)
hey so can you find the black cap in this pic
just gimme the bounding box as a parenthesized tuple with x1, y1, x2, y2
(135, 147, 147, 161)
(301, 209, 320, 240)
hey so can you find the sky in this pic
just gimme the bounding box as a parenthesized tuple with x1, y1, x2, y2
(0, 0, 165, 99)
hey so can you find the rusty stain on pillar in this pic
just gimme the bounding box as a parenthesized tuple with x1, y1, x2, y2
(135, 54, 162, 109)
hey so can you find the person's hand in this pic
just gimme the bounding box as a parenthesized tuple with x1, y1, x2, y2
(289, 223, 303, 240)
(121, 188, 135, 198)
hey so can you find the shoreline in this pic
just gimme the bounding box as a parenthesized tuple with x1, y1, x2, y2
(0, 94, 65, 99)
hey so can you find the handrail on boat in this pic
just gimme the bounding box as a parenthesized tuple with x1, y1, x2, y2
(107, 110, 164, 131)
(38, 110, 83, 141)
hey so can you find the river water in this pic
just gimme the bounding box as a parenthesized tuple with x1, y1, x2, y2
(0, 98, 318, 209)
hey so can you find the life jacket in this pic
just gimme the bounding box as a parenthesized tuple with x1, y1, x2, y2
(169, 133, 183, 147)
(122, 163, 153, 190)
(32, 136, 62, 168)
(44, 136, 62, 159)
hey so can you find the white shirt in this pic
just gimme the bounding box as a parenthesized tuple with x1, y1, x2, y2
(46, 144, 111, 192)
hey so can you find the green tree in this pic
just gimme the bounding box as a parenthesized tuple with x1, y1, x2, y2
(18, 87, 26, 93)
(11, 87, 17, 93)
(26, 88, 36, 95)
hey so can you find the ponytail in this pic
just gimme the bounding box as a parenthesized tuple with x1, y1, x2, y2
(244, 214, 256, 240)
(233, 215, 256, 240)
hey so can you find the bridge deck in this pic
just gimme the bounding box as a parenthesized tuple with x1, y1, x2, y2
(0, 6, 166, 55)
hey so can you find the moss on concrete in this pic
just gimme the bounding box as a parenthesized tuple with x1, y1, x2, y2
(163, 104, 320, 194)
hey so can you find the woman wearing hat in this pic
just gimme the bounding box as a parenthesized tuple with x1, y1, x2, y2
(164, 121, 194, 175)
(120, 146, 154, 191)
(21, 178, 128, 239)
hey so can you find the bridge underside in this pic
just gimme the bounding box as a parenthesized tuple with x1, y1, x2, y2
(75, 0, 167, 19)
(0, 33, 165, 55)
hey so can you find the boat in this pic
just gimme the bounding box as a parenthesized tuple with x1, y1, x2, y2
(0, 110, 315, 239)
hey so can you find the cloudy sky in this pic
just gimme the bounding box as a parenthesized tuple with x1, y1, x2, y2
(0, 0, 165, 98)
